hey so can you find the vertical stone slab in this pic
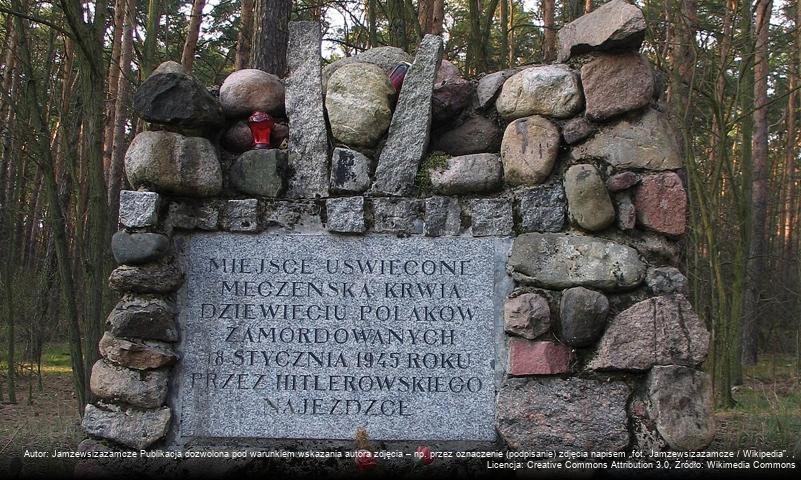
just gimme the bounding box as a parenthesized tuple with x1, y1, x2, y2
(285, 21, 329, 198)
(372, 35, 444, 196)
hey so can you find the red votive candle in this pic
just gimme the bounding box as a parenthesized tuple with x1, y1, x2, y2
(247, 111, 274, 149)
(389, 62, 411, 93)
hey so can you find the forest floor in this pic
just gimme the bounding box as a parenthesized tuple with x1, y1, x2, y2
(0, 345, 82, 477)
(0, 346, 798, 478)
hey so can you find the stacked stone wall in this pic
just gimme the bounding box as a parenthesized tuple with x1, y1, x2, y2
(82, 0, 714, 461)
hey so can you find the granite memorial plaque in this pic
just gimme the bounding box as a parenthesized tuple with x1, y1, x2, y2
(173, 233, 506, 441)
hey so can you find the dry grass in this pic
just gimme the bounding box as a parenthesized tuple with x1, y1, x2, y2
(0, 348, 83, 478)
(710, 354, 801, 455)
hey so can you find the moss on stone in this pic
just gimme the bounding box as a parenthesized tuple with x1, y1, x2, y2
(415, 151, 450, 193)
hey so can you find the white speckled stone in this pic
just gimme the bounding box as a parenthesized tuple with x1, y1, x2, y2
(372, 198, 423, 234)
(326, 197, 365, 233)
(119, 191, 160, 228)
(469, 198, 513, 236)
(222, 199, 259, 232)
(424, 196, 461, 236)
(173, 233, 510, 441)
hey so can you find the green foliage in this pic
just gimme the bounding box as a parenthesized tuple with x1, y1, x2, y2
(716, 355, 801, 454)
(415, 151, 449, 192)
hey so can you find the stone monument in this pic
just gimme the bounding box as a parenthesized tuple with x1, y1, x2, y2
(83, 1, 714, 474)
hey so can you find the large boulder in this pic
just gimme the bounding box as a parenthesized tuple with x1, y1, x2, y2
(435, 59, 462, 83)
(559, 286, 609, 347)
(564, 164, 616, 232)
(508, 233, 646, 290)
(500, 115, 560, 186)
(133, 61, 223, 130)
(219, 69, 285, 118)
(111, 231, 169, 265)
(429, 153, 503, 195)
(229, 149, 286, 197)
(89, 360, 168, 408)
(497, 377, 630, 451)
(430, 115, 502, 156)
(432, 59, 471, 124)
(322, 46, 413, 90)
(589, 294, 710, 371)
(108, 262, 183, 294)
(432, 79, 472, 125)
(98, 332, 177, 370)
(634, 172, 688, 236)
(325, 63, 394, 148)
(582, 52, 654, 122)
(571, 109, 682, 170)
(106, 295, 178, 342)
(124, 131, 222, 197)
(645, 365, 715, 451)
(83, 404, 171, 450)
(495, 65, 583, 120)
(557, 0, 647, 62)
(476, 68, 520, 109)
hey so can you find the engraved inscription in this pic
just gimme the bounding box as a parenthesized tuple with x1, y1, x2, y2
(175, 234, 503, 441)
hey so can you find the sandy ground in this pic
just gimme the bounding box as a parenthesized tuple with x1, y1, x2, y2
(0, 374, 83, 478)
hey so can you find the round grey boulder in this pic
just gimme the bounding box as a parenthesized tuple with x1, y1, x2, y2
(124, 130, 222, 197)
(564, 164, 615, 232)
(325, 63, 395, 148)
(559, 286, 609, 347)
(220, 69, 285, 118)
(496, 65, 584, 120)
(322, 46, 412, 90)
(500, 115, 560, 185)
(133, 61, 223, 130)
(430, 153, 503, 195)
(229, 149, 286, 197)
(111, 231, 169, 265)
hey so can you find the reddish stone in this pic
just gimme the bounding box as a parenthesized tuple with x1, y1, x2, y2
(634, 172, 687, 236)
(504, 293, 551, 340)
(508, 339, 573, 376)
(581, 52, 654, 122)
(606, 171, 640, 192)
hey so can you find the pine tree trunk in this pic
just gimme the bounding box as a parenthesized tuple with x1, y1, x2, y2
(181, 0, 206, 72)
(431, 0, 444, 35)
(368, 0, 377, 47)
(103, 0, 125, 176)
(743, 0, 773, 367)
(387, 0, 408, 52)
(142, 0, 161, 78)
(250, 0, 291, 76)
(108, 0, 135, 217)
(235, 0, 254, 69)
(543, 0, 556, 62)
(500, 0, 509, 68)
(418, 0, 433, 35)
